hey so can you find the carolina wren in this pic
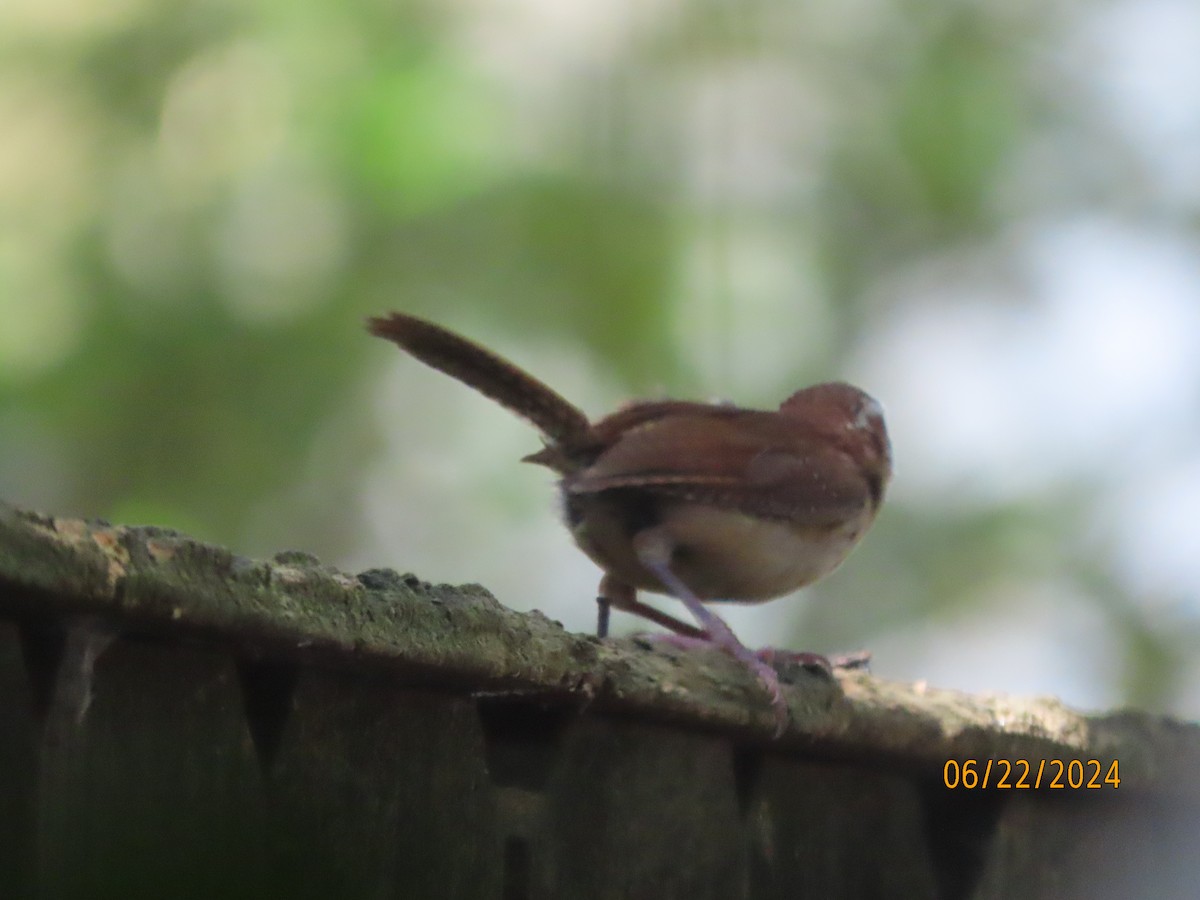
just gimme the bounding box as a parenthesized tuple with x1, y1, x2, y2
(368, 312, 892, 733)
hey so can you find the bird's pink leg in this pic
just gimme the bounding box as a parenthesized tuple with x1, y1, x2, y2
(632, 531, 789, 736)
(595, 573, 706, 639)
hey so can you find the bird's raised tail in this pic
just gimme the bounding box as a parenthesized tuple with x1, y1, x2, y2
(367, 312, 591, 446)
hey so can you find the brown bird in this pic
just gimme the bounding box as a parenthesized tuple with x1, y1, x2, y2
(367, 312, 892, 733)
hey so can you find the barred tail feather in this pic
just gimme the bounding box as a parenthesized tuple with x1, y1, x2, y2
(367, 312, 591, 444)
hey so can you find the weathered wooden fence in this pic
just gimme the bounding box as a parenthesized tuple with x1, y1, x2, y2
(1, 500, 1196, 898)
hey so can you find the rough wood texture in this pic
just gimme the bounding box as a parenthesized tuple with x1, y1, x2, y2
(1, 499, 1197, 899)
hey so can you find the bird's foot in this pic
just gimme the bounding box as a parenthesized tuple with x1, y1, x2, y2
(642, 632, 787, 735)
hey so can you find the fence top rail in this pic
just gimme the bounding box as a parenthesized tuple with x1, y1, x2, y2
(1, 498, 1195, 795)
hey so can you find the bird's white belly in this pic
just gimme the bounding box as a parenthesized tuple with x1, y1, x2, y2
(659, 503, 868, 601)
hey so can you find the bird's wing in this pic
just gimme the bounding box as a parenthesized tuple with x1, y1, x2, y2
(566, 412, 870, 525)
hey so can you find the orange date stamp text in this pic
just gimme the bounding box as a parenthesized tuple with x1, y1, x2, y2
(943, 758, 1120, 790)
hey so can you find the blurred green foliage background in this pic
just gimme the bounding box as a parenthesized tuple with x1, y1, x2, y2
(2, 0, 1197, 717)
